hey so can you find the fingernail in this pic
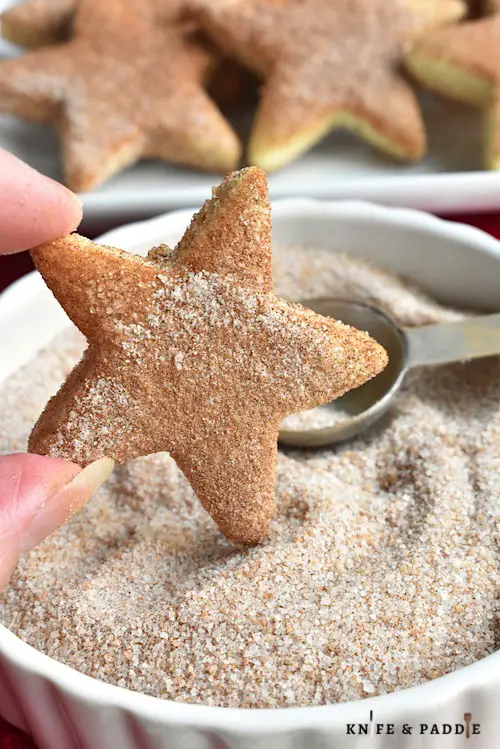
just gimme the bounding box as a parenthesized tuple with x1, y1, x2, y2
(20, 457, 115, 554)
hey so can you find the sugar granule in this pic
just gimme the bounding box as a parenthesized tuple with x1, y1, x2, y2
(0, 245, 498, 708)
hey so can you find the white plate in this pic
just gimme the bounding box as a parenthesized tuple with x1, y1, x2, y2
(1, 2, 500, 218)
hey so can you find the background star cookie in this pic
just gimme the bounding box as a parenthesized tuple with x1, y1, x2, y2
(28, 167, 387, 545)
(406, 11, 500, 169)
(0, 0, 256, 112)
(0, 0, 241, 191)
(194, 0, 465, 171)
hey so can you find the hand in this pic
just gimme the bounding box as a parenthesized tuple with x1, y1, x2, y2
(0, 149, 114, 589)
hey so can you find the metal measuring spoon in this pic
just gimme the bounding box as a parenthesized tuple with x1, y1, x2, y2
(278, 298, 500, 448)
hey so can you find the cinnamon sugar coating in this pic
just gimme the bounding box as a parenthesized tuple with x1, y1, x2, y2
(0, 0, 241, 191)
(195, 0, 465, 170)
(28, 167, 387, 544)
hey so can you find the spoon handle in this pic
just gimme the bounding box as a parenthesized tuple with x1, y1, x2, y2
(405, 313, 500, 369)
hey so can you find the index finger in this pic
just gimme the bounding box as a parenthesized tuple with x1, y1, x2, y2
(0, 148, 83, 255)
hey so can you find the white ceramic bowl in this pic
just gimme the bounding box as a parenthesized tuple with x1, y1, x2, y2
(1, 200, 499, 749)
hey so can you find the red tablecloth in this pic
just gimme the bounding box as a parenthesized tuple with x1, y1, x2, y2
(1, 208, 500, 749)
(0, 719, 35, 749)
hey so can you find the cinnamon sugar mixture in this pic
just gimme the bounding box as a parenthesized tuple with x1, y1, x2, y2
(1, 246, 499, 707)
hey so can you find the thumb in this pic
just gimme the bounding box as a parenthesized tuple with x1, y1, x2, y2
(0, 453, 114, 590)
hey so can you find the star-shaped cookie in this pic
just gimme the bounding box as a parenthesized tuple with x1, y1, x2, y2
(194, 0, 465, 171)
(406, 11, 500, 169)
(0, 0, 253, 112)
(28, 168, 387, 545)
(0, 0, 241, 191)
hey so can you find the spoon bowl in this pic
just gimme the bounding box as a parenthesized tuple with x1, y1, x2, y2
(279, 298, 500, 448)
(279, 299, 408, 447)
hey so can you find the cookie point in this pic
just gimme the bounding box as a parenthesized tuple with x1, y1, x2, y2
(212, 166, 269, 209)
(219, 165, 268, 191)
(221, 516, 271, 546)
